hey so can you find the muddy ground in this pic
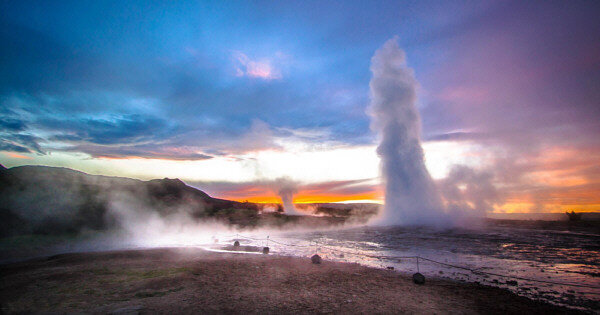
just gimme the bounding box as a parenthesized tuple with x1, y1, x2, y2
(0, 248, 582, 314)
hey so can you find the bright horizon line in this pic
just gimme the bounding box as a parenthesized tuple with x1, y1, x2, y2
(226, 196, 599, 213)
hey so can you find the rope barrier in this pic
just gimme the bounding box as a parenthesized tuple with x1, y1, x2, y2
(219, 233, 600, 290)
(268, 238, 312, 247)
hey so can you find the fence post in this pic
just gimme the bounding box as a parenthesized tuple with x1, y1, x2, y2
(416, 257, 420, 273)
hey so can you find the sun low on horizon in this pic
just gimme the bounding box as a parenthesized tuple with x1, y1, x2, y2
(2, 0, 600, 214)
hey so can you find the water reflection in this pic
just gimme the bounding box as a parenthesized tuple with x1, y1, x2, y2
(231, 225, 600, 311)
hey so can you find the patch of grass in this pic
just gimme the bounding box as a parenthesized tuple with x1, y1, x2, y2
(124, 267, 191, 280)
(88, 267, 114, 275)
(85, 267, 191, 284)
(134, 287, 183, 299)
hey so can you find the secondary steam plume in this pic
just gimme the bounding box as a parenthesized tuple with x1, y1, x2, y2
(273, 177, 302, 215)
(368, 37, 447, 226)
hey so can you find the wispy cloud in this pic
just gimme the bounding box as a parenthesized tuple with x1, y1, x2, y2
(232, 51, 282, 80)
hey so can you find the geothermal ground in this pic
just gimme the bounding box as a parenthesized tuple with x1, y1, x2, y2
(0, 247, 581, 314)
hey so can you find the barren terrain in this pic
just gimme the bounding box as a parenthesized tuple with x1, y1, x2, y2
(0, 247, 580, 314)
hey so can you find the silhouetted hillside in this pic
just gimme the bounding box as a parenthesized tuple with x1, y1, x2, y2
(0, 166, 256, 237)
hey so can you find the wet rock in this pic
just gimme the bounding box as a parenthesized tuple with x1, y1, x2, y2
(412, 272, 425, 284)
(506, 280, 518, 286)
(387, 266, 395, 270)
(311, 254, 322, 264)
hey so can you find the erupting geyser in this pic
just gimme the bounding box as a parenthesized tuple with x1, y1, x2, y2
(369, 37, 448, 226)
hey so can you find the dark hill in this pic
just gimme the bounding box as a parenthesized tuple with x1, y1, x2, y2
(0, 165, 256, 237)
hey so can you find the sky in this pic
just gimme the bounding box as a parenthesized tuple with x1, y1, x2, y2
(1, 0, 599, 213)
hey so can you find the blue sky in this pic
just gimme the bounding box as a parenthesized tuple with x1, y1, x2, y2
(1, 1, 599, 211)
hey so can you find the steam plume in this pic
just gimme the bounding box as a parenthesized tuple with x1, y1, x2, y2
(273, 177, 302, 215)
(368, 37, 447, 226)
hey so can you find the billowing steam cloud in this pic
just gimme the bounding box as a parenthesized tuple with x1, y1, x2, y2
(368, 38, 448, 226)
(438, 165, 502, 216)
(103, 191, 232, 248)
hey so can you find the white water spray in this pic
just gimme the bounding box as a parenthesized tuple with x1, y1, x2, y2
(368, 37, 449, 226)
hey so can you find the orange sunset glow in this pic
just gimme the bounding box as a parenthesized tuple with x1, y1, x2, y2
(4, 152, 32, 160)
(226, 192, 384, 205)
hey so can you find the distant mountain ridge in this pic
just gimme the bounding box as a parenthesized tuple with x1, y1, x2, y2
(0, 165, 257, 237)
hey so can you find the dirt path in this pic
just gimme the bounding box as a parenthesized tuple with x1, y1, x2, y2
(0, 247, 579, 314)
